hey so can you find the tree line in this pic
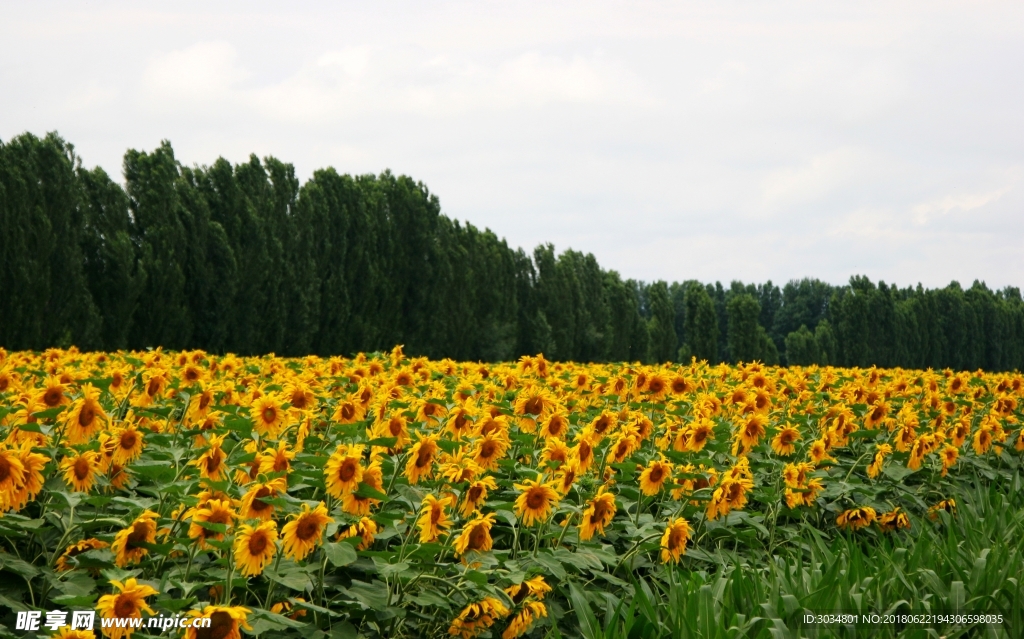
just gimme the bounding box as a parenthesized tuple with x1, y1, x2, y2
(2, 132, 1023, 371)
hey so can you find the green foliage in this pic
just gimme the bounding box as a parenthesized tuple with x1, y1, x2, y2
(2, 132, 1024, 370)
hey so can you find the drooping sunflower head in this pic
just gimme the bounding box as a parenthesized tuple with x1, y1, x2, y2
(514, 478, 559, 527)
(660, 517, 691, 564)
(282, 502, 333, 561)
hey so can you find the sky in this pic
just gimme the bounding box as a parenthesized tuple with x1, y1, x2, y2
(2, 1, 1022, 290)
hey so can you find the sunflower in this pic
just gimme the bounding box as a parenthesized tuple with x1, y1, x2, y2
(56, 538, 109, 571)
(10, 446, 50, 512)
(514, 478, 560, 527)
(325, 444, 365, 499)
(587, 411, 617, 439)
(183, 606, 252, 639)
(770, 425, 800, 456)
(638, 458, 673, 496)
(683, 419, 715, 453)
(337, 516, 378, 550)
(65, 443, 100, 486)
(473, 433, 509, 471)
(285, 382, 316, 413)
(501, 601, 548, 639)
(808, 438, 832, 465)
(333, 397, 367, 425)
(111, 510, 158, 567)
(513, 386, 556, 423)
(52, 628, 97, 639)
(342, 461, 384, 516)
(706, 476, 754, 521)
(973, 426, 993, 456)
(579, 486, 616, 541)
(405, 435, 438, 484)
(553, 463, 579, 495)
(416, 493, 454, 543)
(877, 507, 911, 532)
(572, 435, 596, 473)
(64, 384, 107, 444)
(459, 476, 498, 517)
(660, 517, 691, 563)
(734, 413, 766, 454)
(928, 498, 956, 520)
(282, 502, 333, 561)
(836, 506, 876, 530)
(866, 443, 892, 479)
(250, 394, 287, 437)
(0, 446, 27, 511)
(234, 521, 278, 577)
(453, 512, 496, 559)
(239, 477, 288, 521)
(375, 414, 411, 449)
(187, 387, 217, 423)
(538, 437, 570, 469)
(258, 441, 296, 476)
(38, 376, 70, 409)
(135, 370, 168, 408)
(233, 440, 261, 485)
(448, 597, 510, 639)
(188, 499, 236, 549)
(110, 424, 144, 466)
(540, 412, 570, 440)
(191, 434, 228, 481)
(96, 577, 158, 639)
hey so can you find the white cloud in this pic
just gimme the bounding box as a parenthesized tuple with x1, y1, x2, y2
(2, 1, 1023, 289)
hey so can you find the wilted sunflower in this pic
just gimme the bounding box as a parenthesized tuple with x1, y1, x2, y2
(501, 601, 548, 639)
(660, 517, 692, 563)
(60, 451, 100, 493)
(866, 443, 892, 478)
(877, 507, 911, 532)
(111, 510, 158, 567)
(337, 516, 378, 550)
(837, 506, 877, 530)
(706, 476, 754, 521)
(282, 502, 333, 561)
(183, 606, 252, 639)
(448, 597, 510, 639)
(233, 521, 278, 577)
(416, 493, 454, 543)
(454, 512, 496, 558)
(513, 478, 560, 527)
(56, 538, 109, 571)
(96, 577, 158, 639)
(579, 486, 616, 541)
(325, 444, 365, 498)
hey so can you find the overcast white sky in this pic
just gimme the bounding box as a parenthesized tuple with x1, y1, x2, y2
(3, 1, 1022, 289)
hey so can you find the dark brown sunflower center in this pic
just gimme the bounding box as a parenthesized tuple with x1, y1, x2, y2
(338, 459, 357, 482)
(73, 457, 90, 481)
(296, 517, 320, 541)
(114, 595, 137, 618)
(248, 531, 269, 555)
(523, 397, 543, 415)
(526, 489, 547, 510)
(196, 611, 234, 639)
(43, 388, 63, 407)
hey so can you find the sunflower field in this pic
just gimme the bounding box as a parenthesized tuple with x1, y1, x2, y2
(0, 346, 1022, 639)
